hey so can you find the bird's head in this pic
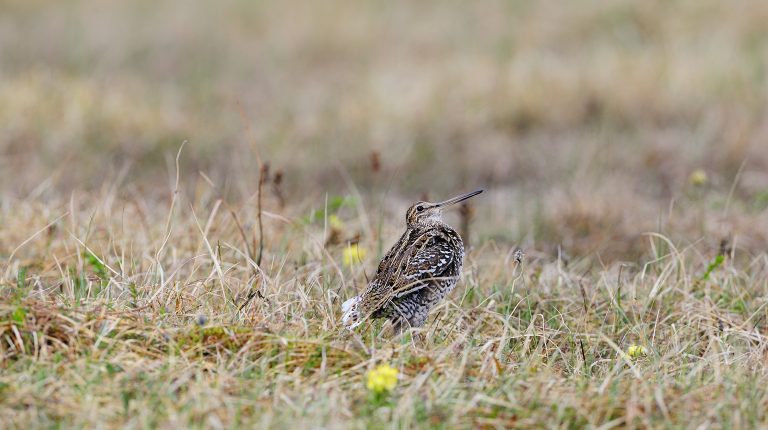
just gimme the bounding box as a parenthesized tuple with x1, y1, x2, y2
(405, 189, 484, 228)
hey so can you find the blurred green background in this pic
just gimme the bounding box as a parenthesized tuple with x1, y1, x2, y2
(2, 0, 767, 258)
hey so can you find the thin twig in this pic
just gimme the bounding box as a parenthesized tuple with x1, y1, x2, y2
(256, 163, 267, 267)
(579, 339, 588, 374)
(156, 141, 186, 262)
(237, 163, 270, 313)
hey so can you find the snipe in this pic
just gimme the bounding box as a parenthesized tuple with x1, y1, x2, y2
(342, 189, 483, 332)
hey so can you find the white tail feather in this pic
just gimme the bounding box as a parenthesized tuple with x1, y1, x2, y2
(341, 296, 362, 330)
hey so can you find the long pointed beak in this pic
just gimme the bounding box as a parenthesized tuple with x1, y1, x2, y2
(435, 189, 484, 208)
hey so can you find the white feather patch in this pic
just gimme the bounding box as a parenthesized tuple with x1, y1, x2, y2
(341, 296, 363, 329)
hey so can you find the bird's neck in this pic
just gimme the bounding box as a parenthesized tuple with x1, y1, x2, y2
(413, 219, 449, 230)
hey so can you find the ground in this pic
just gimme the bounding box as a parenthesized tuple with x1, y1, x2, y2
(1, 1, 768, 428)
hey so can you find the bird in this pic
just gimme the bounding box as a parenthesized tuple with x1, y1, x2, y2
(342, 189, 484, 333)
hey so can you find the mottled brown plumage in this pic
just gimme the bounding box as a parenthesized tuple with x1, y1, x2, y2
(342, 189, 483, 332)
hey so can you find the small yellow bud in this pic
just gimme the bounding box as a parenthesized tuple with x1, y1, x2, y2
(366, 364, 398, 394)
(329, 214, 345, 230)
(342, 244, 367, 266)
(689, 169, 708, 186)
(627, 344, 648, 359)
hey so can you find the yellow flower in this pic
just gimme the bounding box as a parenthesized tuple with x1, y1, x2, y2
(329, 214, 345, 230)
(366, 364, 398, 394)
(689, 169, 708, 186)
(627, 344, 648, 359)
(342, 244, 366, 266)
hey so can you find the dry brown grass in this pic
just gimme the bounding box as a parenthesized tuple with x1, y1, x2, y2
(2, 0, 768, 428)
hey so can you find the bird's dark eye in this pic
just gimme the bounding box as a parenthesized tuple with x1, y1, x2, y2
(416, 205, 424, 212)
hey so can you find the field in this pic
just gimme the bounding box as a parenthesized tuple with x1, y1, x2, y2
(2, 1, 768, 428)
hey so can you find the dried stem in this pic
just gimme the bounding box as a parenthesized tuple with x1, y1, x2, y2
(237, 163, 270, 313)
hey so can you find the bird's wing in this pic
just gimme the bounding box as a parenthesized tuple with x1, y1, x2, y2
(391, 234, 456, 298)
(361, 231, 456, 315)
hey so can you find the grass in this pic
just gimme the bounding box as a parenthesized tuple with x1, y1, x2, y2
(2, 0, 768, 428)
(1, 176, 767, 428)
